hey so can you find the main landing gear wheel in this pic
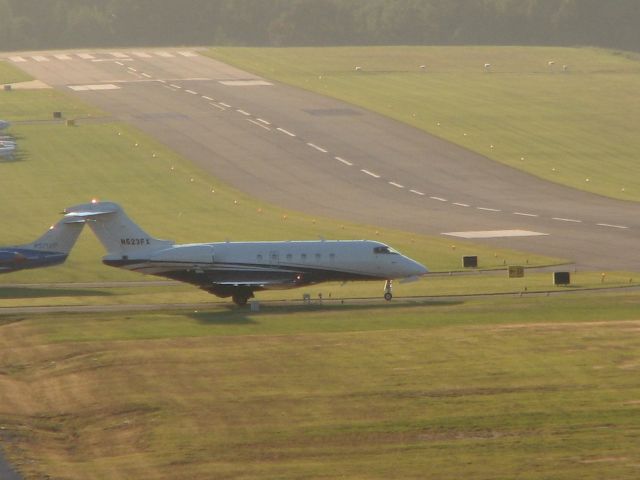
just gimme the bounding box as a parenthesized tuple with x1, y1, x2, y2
(232, 294, 249, 306)
(232, 288, 253, 306)
(383, 280, 393, 301)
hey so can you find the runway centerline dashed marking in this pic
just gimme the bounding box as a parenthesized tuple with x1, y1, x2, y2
(430, 196, 448, 202)
(169, 84, 182, 89)
(185, 89, 198, 95)
(202, 96, 214, 101)
(389, 182, 405, 189)
(477, 207, 501, 212)
(553, 217, 582, 223)
(210, 102, 226, 110)
(513, 212, 539, 217)
(219, 102, 231, 108)
(141, 73, 152, 78)
(277, 127, 296, 137)
(256, 118, 271, 125)
(247, 119, 271, 131)
(307, 143, 328, 153)
(335, 156, 353, 166)
(361, 169, 381, 179)
(453, 202, 470, 207)
(236, 109, 251, 116)
(597, 223, 629, 230)
(410, 190, 425, 196)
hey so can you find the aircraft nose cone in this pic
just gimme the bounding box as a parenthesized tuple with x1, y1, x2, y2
(412, 262, 429, 276)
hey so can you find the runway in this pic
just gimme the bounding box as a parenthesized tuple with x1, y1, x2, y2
(4, 49, 639, 270)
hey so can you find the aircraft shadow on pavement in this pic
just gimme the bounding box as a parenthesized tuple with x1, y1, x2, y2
(0, 287, 111, 299)
(190, 299, 462, 326)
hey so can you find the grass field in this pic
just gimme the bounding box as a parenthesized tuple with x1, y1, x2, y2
(0, 61, 32, 85)
(207, 46, 640, 202)
(1, 292, 640, 479)
(0, 61, 560, 287)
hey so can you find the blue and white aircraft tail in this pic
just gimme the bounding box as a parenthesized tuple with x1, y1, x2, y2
(0, 217, 85, 273)
(64, 201, 428, 305)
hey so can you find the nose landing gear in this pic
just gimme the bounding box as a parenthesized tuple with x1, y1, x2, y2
(383, 280, 393, 301)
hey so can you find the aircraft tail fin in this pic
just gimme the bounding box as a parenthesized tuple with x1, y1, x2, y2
(22, 216, 85, 254)
(63, 201, 173, 256)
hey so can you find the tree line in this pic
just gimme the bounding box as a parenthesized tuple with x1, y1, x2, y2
(1, 0, 639, 52)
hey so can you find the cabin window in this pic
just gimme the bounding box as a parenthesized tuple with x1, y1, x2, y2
(329, 253, 335, 260)
(257, 254, 263, 261)
(301, 254, 307, 261)
(315, 253, 321, 260)
(286, 254, 293, 261)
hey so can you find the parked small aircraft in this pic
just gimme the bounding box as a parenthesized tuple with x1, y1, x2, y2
(64, 201, 428, 305)
(0, 217, 84, 273)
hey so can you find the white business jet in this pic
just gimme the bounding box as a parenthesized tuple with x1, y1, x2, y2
(64, 201, 428, 305)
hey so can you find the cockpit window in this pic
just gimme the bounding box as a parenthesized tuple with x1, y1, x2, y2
(373, 246, 398, 254)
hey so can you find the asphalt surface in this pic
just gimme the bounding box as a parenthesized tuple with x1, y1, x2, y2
(3, 48, 639, 271)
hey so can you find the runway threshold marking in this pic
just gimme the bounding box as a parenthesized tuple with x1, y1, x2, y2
(202, 95, 214, 101)
(9, 56, 27, 62)
(32, 56, 49, 62)
(54, 54, 72, 60)
(77, 53, 95, 59)
(236, 109, 251, 116)
(69, 84, 121, 91)
(132, 52, 152, 58)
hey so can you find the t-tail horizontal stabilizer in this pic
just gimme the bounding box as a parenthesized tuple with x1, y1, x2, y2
(63, 201, 174, 256)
